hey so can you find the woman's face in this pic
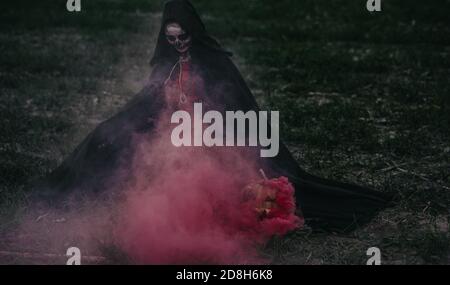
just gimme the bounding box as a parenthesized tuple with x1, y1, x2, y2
(165, 22, 192, 54)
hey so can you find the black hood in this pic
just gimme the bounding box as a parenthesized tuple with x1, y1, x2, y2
(150, 0, 231, 65)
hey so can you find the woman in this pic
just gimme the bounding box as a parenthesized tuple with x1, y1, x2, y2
(36, 0, 390, 232)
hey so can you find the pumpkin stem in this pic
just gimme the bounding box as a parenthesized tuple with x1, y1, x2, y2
(259, 169, 268, 181)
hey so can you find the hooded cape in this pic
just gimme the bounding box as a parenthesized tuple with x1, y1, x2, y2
(36, 0, 391, 231)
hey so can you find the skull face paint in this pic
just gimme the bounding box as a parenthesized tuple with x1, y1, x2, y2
(165, 22, 192, 54)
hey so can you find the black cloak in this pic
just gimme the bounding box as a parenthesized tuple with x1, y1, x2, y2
(36, 0, 391, 231)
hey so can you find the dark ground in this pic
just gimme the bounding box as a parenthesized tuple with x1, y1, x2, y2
(0, 0, 449, 264)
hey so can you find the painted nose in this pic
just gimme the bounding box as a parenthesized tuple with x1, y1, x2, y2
(175, 40, 183, 49)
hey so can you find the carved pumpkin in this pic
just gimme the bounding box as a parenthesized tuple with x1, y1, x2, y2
(240, 174, 303, 236)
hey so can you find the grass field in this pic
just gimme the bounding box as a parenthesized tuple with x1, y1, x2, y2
(0, 0, 449, 264)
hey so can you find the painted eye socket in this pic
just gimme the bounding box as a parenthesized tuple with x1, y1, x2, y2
(178, 34, 190, 41)
(166, 35, 176, 42)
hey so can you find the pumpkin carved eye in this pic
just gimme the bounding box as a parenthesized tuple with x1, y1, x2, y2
(242, 181, 279, 218)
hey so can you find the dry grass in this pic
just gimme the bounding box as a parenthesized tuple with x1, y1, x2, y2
(1, 0, 449, 264)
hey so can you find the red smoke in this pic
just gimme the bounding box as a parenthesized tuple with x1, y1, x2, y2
(114, 133, 301, 264)
(115, 159, 256, 264)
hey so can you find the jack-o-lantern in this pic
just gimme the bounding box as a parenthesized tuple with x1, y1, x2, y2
(242, 180, 278, 218)
(240, 170, 304, 236)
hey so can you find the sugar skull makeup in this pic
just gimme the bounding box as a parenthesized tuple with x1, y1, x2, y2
(165, 22, 192, 54)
